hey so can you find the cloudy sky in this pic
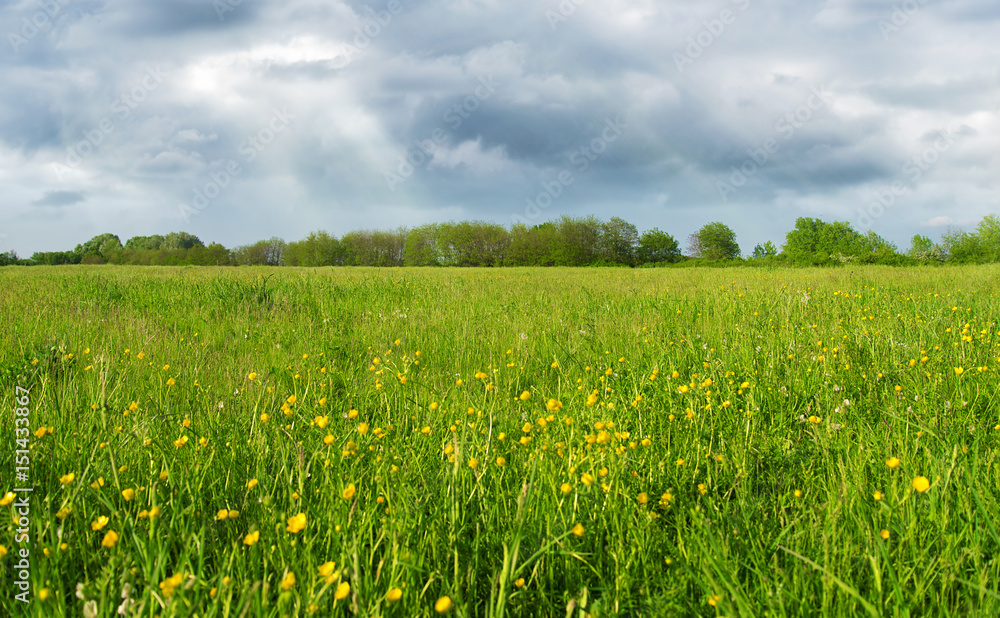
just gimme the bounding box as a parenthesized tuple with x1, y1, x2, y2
(1, 0, 998, 255)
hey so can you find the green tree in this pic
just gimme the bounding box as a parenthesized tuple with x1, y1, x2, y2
(404, 224, 441, 266)
(597, 217, 639, 265)
(636, 228, 681, 264)
(162, 232, 204, 250)
(750, 241, 778, 260)
(688, 222, 740, 260)
(74, 233, 121, 257)
(125, 235, 165, 250)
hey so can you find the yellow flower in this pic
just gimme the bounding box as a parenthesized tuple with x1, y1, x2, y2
(560, 483, 573, 495)
(217, 509, 230, 521)
(160, 573, 184, 598)
(91, 516, 109, 531)
(260, 413, 270, 423)
(387, 587, 403, 602)
(174, 436, 188, 448)
(571, 523, 585, 537)
(60, 473, 75, 485)
(248, 372, 257, 381)
(880, 529, 890, 540)
(0, 492, 15, 506)
(874, 491, 883, 501)
(122, 489, 135, 501)
(519, 391, 531, 401)
(514, 578, 525, 588)
(159, 470, 169, 482)
(468, 458, 479, 470)
(56, 507, 71, 519)
(954, 367, 964, 375)
(912, 476, 930, 493)
(638, 492, 649, 505)
(0, 545, 7, 558)
(342, 483, 356, 500)
(286, 512, 307, 533)
(243, 530, 260, 546)
(166, 378, 176, 387)
(318, 561, 337, 577)
(101, 530, 119, 548)
(435, 596, 453, 613)
(38, 588, 51, 601)
(886, 457, 901, 469)
(315, 415, 329, 428)
(280, 571, 296, 591)
(495, 456, 506, 467)
(247, 479, 258, 490)
(286, 395, 297, 405)
(335, 581, 351, 600)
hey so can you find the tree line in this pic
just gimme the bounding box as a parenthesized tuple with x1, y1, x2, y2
(3, 214, 999, 268)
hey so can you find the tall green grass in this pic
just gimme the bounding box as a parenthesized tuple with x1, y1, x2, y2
(0, 265, 998, 616)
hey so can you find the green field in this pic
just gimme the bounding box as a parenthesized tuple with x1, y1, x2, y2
(1, 265, 999, 617)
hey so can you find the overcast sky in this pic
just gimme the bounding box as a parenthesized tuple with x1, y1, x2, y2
(1, 0, 998, 255)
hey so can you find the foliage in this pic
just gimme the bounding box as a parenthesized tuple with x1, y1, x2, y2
(1, 265, 999, 616)
(637, 228, 682, 264)
(687, 221, 740, 260)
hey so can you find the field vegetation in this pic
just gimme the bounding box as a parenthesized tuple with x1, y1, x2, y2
(1, 265, 999, 616)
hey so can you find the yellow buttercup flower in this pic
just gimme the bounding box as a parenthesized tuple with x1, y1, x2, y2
(342, 483, 356, 500)
(60, 473, 75, 485)
(435, 596, 453, 613)
(335, 581, 351, 600)
(101, 530, 119, 548)
(91, 516, 109, 531)
(886, 457, 900, 469)
(243, 530, 260, 546)
(280, 571, 296, 591)
(912, 476, 930, 492)
(318, 561, 336, 577)
(571, 523, 585, 537)
(387, 587, 403, 602)
(286, 512, 307, 533)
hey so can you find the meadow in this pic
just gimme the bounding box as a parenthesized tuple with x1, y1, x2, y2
(1, 264, 999, 617)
